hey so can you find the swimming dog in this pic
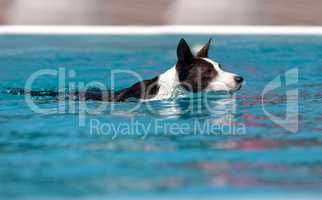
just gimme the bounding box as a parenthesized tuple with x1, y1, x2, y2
(8, 38, 243, 102)
(88, 38, 244, 101)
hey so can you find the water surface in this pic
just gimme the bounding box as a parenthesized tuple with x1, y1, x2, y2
(0, 35, 322, 199)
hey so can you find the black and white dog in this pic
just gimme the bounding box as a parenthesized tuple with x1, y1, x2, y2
(11, 38, 243, 102)
(85, 38, 243, 101)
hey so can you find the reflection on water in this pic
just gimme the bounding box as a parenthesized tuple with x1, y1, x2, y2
(143, 93, 236, 119)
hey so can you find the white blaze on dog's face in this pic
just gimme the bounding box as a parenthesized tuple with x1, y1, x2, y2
(202, 57, 243, 92)
(175, 38, 243, 93)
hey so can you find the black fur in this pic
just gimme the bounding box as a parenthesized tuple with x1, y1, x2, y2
(196, 39, 211, 58)
(9, 76, 160, 102)
(176, 38, 218, 92)
(112, 76, 159, 101)
(70, 76, 160, 102)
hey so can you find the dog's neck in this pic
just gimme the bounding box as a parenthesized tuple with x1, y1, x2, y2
(113, 65, 180, 101)
(150, 65, 181, 100)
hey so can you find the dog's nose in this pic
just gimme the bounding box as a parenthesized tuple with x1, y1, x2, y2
(234, 76, 244, 83)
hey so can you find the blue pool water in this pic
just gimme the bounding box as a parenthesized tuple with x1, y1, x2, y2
(0, 35, 322, 199)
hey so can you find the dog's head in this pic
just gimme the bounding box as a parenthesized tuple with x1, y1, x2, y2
(176, 38, 243, 93)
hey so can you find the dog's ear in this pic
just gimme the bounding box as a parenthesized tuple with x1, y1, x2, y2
(196, 39, 211, 58)
(177, 38, 194, 65)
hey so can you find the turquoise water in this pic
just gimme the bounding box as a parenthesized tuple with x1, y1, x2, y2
(0, 35, 322, 199)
